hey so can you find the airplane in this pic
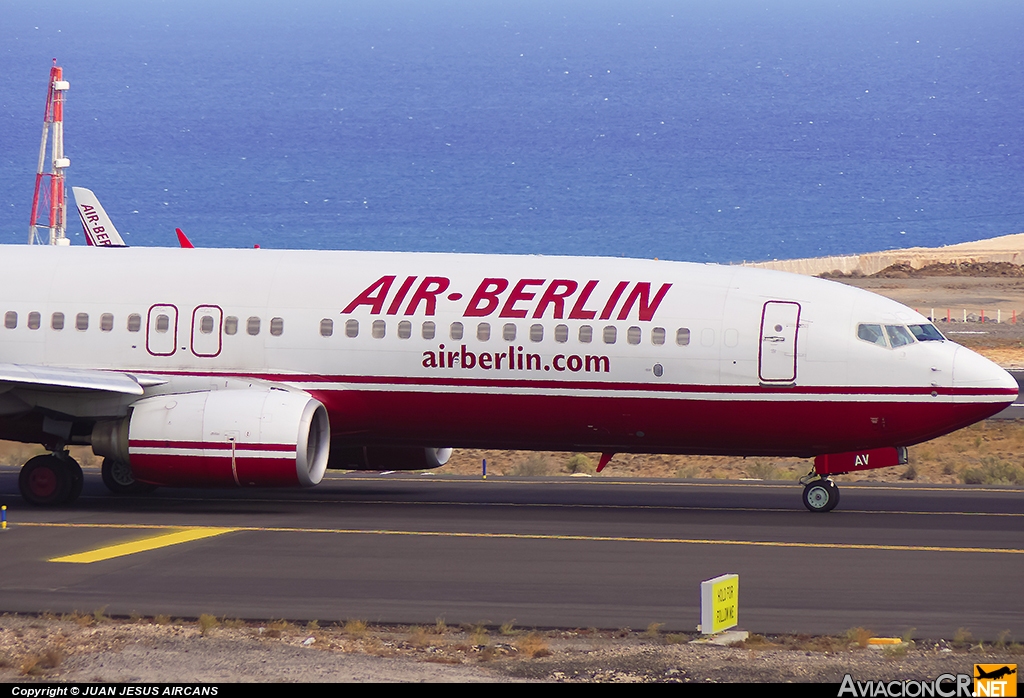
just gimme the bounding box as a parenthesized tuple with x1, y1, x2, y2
(72, 187, 128, 247)
(975, 666, 1017, 681)
(0, 244, 1016, 511)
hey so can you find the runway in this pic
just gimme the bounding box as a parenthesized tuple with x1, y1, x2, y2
(0, 466, 1021, 640)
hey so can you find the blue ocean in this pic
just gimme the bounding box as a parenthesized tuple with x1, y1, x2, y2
(1, 0, 1022, 263)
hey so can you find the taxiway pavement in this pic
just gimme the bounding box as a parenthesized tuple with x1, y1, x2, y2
(0, 468, 1021, 639)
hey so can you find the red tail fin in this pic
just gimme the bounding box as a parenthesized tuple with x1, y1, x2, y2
(175, 228, 194, 248)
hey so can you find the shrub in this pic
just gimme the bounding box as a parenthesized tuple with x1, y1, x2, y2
(511, 455, 552, 476)
(746, 460, 778, 480)
(962, 458, 1024, 485)
(198, 614, 219, 636)
(564, 453, 594, 474)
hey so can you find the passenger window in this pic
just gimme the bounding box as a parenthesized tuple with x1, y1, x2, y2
(155, 314, 170, 333)
(76, 313, 89, 331)
(885, 325, 915, 348)
(100, 313, 114, 332)
(676, 328, 690, 346)
(477, 322, 490, 341)
(652, 327, 666, 345)
(579, 325, 593, 343)
(28, 312, 40, 330)
(857, 324, 886, 347)
(530, 324, 543, 342)
(450, 322, 464, 340)
(224, 316, 238, 335)
(51, 312, 64, 331)
(247, 317, 261, 335)
(554, 324, 568, 343)
(270, 317, 284, 336)
(422, 321, 436, 340)
(724, 328, 739, 347)
(200, 315, 215, 334)
(627, 326, 641, 345)
(701, 328, 715, 347)
(320, 318, 334, 337)
(345, 319, 359, 337)
(128, 314, 142, 332)
(603, 326, 617, 344)
(503, 323, 517, 341)
(4, 311, 16, 329)
(398, 320, 412, 339)
(372, 319, 386, 338)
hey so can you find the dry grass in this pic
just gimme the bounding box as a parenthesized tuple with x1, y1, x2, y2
(516, 632, 552, 658)
(197, 614, 219, 636)
(953, 628, 974, 648)
(846, 627, 874, 649)
(434, 422, 1024, 485)
(466, 623, 489, 646)
(645, 622, 664, 640)
(19, 649, 62, 676)
(342, 619, 368, 637)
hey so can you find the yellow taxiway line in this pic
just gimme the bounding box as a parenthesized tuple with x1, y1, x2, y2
(49, 527, 237, 563)
(17, 522, 1024, 561)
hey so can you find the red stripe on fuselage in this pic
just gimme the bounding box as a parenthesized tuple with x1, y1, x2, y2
(130, 453, 298, 488)
(133, 370, 1017, 398)
(120, 370, 1014, 458)
(313, 389, 1010, 457)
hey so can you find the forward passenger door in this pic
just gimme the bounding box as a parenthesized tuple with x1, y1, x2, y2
(758, 301, 800, 384)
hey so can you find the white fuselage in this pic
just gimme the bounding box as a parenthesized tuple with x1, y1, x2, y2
(0, 245, 1015, 460)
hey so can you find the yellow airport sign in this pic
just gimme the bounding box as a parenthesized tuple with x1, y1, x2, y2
(700, 573, 739, 634)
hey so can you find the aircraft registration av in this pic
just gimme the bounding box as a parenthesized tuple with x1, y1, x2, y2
(0, 244, 1015, 511)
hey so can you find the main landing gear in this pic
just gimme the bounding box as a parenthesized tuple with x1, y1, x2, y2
(800, 473, 840, 513)
(18, 451, 83, 506)
(101, 457, 157, 495)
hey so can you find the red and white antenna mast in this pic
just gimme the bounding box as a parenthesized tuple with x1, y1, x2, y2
(28, 59, 71, 246)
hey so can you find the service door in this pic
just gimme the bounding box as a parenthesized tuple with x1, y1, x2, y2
(758, 301, 800, 383)
(146, 304, 179, 357)
(191, 305, 223, 358)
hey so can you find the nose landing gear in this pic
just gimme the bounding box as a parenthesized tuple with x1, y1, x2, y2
(800, 476, 840, 512)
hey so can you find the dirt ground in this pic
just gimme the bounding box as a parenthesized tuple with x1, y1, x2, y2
(2, 613, 1022, 683)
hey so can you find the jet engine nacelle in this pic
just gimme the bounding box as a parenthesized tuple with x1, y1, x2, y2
(92, 389, 330, 488)
(329, 446, 453, 471)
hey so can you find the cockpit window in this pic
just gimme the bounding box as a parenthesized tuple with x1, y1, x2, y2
(908, 323, 944, 342)
(885, 324, 916, 348)
(857, 324, 887, 347)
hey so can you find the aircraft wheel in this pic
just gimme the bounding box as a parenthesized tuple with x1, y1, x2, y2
(101, 458, 157, 494)
(62, 455, 84, 505)
(802, 479, 840, 512)
(19, 455, 73, 506)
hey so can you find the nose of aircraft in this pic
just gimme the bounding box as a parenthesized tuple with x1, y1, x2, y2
(952, 346, 1020, 396)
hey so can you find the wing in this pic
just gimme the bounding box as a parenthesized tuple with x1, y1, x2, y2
(0, 363, 157, 420)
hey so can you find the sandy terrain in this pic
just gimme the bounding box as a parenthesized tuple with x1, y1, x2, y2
(2, 614, 1022, 683)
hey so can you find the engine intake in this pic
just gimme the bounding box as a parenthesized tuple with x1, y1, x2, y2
(92, 389, 330, 488)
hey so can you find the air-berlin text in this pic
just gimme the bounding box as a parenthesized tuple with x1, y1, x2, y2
(342, 276, 672, 321)
(423, 344, 611, 373)
(79, 204, 116, 246)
